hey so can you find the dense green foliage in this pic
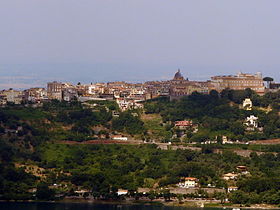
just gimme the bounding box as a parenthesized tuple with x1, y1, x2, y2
(1, 90, 280, 205)
(0, 140, 37, 200)
(38, 144, 240, 190)
(112, 112, 146, 135)
(144, 89, 280, 141)
(37, 144, 280, 204)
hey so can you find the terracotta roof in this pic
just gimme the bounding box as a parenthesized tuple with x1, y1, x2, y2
(175, 121, 193, 126)
(185, 177, 197, 181)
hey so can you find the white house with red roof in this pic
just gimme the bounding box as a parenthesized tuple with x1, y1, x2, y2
(178, 177, 198, 188)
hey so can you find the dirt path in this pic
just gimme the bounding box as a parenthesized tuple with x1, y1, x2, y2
(249, 139, 280, 145)
(59, 140, 142, 145)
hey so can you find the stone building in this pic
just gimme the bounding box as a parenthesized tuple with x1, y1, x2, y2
(211, 72, 265, 95)
(2, 89, 23, 104)
(24, 88, 47, 102)
(172, 69, 186, 81)
(169, 70, 213, 100)
(47, 81, 63, 100)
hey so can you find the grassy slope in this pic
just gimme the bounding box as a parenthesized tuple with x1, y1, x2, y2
(4, 108, 47, 120)
(141, 113, 171, 141)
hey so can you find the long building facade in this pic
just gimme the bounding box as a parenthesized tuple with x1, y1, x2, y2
(0, 70, 267, 107)
(211, 72, 265, 95)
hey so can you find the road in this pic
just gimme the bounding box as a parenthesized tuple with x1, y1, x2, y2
(58, 139, 279, 157)
(58, 140, 201, 151)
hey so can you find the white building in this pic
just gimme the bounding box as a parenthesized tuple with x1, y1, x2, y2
(87, 84, 105, 95)
(228, 186, 238, 193)
(243, 98, 252, 110)
(112, 135, 128, 141)
(117, 189, 128, 196)
(245, 115, 258, 128)
(222, 173, 238, 181)
(116, 98, 143, 111)
(178, 177, 198, 188)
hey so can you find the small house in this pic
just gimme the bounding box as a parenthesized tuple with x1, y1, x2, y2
(74, 189, 91, 197)
(178, 177, 198, 188)
(222, 173, 238, 181)
(112, 135, 128, 141)
(175, 120, 193, 130)
(117, 189, 128, 196)
(228, 186, 238, 193)
(245, 115, 258, 128)
(236, 166, 249, 175)
(112, 111, 120, 117)
(243, 98, 252, 110)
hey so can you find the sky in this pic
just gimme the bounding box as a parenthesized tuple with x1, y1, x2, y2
(1, 0, 280, 89)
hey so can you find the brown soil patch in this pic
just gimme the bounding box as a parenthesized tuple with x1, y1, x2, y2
(15, 163, 46, 178)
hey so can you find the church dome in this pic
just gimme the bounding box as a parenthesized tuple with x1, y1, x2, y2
(173, 69, 184, 80)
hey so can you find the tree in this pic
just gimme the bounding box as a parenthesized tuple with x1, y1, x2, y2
(229, 121, 245, 135)
(209, 90, 219, 99)
(148, 190, 156, 201)
(36, 183, 55, 200)
(214, 192, 226, 204)
(263, 77, 274, 88)
(83, 192, 90, 199)
(229, 190, 249, 204)
(0, 126, 5, 134)
(201, 145, 214, 154)
(112, 112, 145, 135)
(177, 194, 184, 204)
(162, 189, 172, 201)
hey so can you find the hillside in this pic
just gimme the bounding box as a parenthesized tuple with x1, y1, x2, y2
(1, 89, 280, 205)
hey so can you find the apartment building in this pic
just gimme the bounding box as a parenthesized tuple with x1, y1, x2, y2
(2, 89, 23, 104)
(24, 88, 47, 102)
(47, 81, 63, 100)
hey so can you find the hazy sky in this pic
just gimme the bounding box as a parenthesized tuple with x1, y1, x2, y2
(1, 0, 280, 89)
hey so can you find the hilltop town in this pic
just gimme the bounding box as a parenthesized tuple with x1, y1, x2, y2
(1, 70, 280, 207)
(0, 70, 276, 108)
